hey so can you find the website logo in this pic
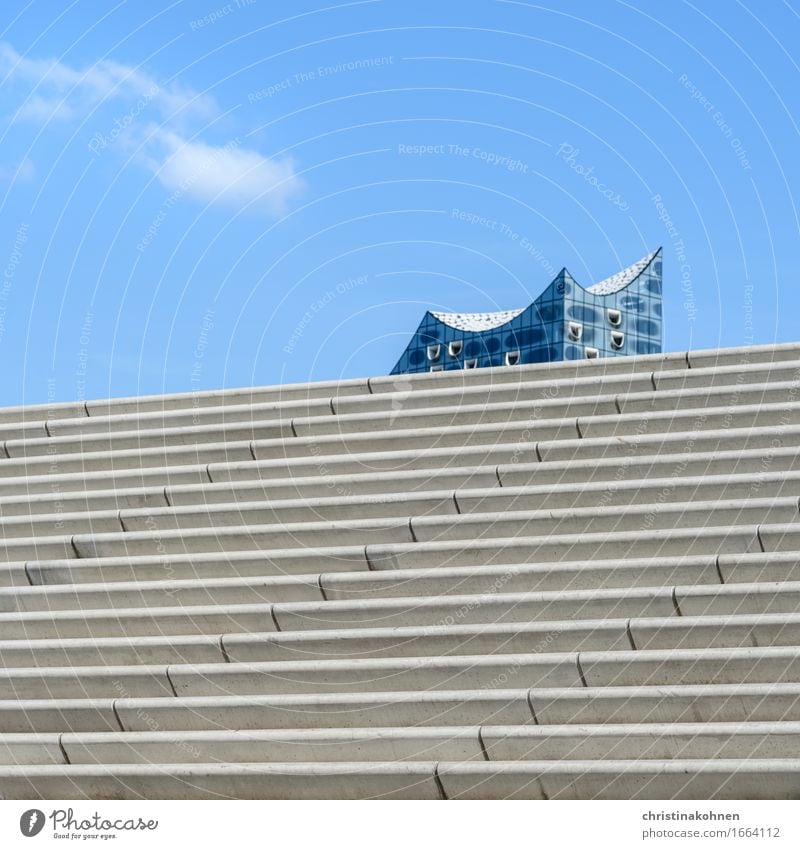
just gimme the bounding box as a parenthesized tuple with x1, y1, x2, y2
(19, 810, 45, 837)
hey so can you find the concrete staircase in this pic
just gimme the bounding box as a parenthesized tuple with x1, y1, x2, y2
(1, 342, 800, 799)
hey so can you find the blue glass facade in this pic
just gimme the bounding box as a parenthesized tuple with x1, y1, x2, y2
(391, 249, 663, 374)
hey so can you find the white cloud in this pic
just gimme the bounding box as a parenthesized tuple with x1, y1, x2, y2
(152, 131, 304, 214)
(0, 42, 303, 215)
(0, 157, 36, 184)
(0, 41, 215, 123)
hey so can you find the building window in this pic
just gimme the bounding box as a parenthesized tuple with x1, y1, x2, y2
(585, 346, 599, 359)
(568, 322, 583, 341)
(430, 364, 444, 372)
(426, 344, 441, 361)
(505, 350, 520, 366)
(448, 340, 463, 357)
(607, 308, 621, 326)
(464, 358, 478, 369)
(611, 331, 624, 349)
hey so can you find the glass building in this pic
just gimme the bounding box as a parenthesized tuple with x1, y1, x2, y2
(390, 248, 663, 375)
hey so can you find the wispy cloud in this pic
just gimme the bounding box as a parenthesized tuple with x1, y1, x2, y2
(0, 41, 303, 214)
(0, 41, 214, 123)
(0, 157, 35, 184)
(151, 130, 303, 214)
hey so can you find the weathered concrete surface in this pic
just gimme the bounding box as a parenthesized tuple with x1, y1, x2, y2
(0, 341, 798, 798)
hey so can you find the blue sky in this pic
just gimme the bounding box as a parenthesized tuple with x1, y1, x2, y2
(0, 0, 798, 404)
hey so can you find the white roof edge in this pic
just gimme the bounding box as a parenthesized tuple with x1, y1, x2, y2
(585, 248, 660, 295)
(430, 308, 526, 332)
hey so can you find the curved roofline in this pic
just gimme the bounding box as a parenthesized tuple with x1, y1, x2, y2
(428, 307, 526, 332)
(415, 249, 661, 336)
(580, 247, 662, 296)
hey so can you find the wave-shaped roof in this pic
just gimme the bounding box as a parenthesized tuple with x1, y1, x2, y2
(428, 250, 658, 333)
(430, 308, 526, 331)
(585, 248, 660, 295)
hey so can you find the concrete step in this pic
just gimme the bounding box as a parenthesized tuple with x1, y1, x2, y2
(0, 761, 441, 799)
(0, 440, 253, 477)
(757, 523, 800, 552)
(0, 563, 34, 588)
(172, 465, 498, 506)
(292, 396, 619, 439)
(0, 381, 691, 462)
(0, 465, 491, 513)
(0, 622, 609, 667)
(617, 379, 800, 414)
(268, 583, 798, 633)
(0, 341, 796, 800)
(21, 550, 720, 590)
(5, 496, 779, 563)
(456, 472, 800, 513)
(364, 523, 759, 570)
(0, 517, 417, 562)
(579, 646, 800, 687)
(530, 682, 800, 724)
(249, 402, 800, 463)
(342, 370, 655, 414)
(0, 378, 370, 425)
(438, 759, 800, 800)
(719, 551, 800, 583)
(685, 341, 800, 369)
(33, 547, 781, 597)
(223, 614, 800, 662)
(215, 426, 800, 483)
(0, 400, 87, 426)
(169, 653, 582, 697)
(5, 467, 796, 537)
(409, 496, 799, 543)
(52, 480, 797, 540)
(0, 634, 226, 667)
(48, 396, 336, 438)
(221, 621, 632, 662)
(6, 394, 797, 479)
(2, 612, 797, 670)
(301, 379, 800, 439)
(165, 646, 800, 698)
(678, 582, 800, 616)
(0, 757, 796, 799)
(0, 734, 65, 765)
(1, 573, 322, 610)
(16, 719, 788, 766)
(537, 424, 800, 463)
(0, 654, 580, 700)
(0, 464, 209, 498)
(48, 371, 653, 438)
(1, 689, 535, 733)
(0, 698, 121, 733)
(327, 551, 800, 596)
(22, 534, 793, 592)
(25, 547, 371, 586)
(498, 445, 800, 487)
(1, 446, 799, 524)
(0, 664, 174, 700)
(577, 400, 800, 441)
(118, 491, 458, 534)
(482, 720, 800, 761)
(0, 342, 792, 429)
(60, 727, 485, 764)
(4, 420, 292, 459)
(630, 613, 800, 650)
(0, 602, 279, 640)
(8, 681, 796, 735)
(321, 555, 724, 599)
(653, 359, 800, 390)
